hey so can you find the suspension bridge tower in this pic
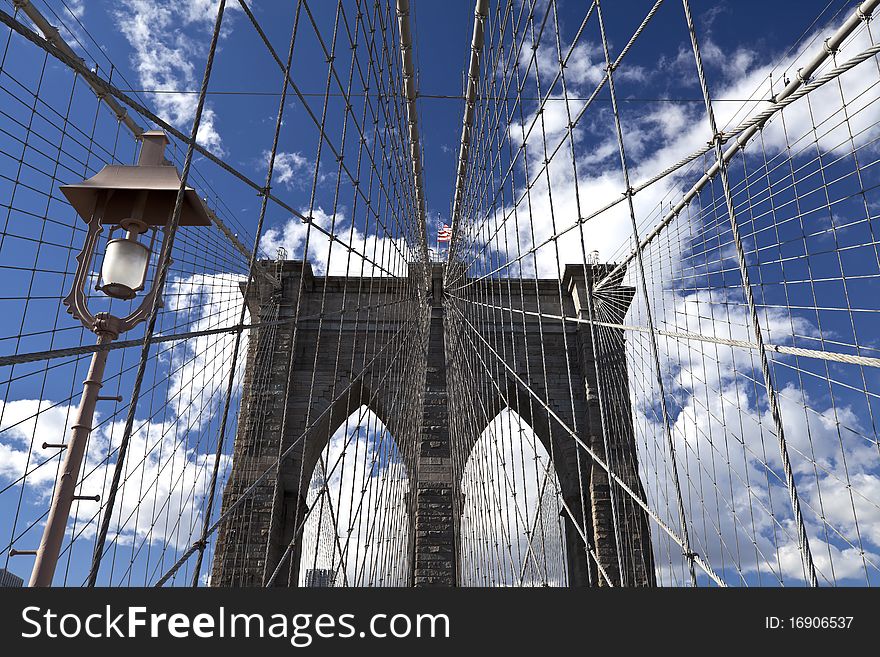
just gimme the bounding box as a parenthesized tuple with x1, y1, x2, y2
(210, 260, 656, 587)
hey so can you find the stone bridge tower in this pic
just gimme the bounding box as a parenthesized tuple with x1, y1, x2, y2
(211, 261, 655, 587)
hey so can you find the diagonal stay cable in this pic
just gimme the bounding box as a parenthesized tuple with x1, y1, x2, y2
(0, 7, 401, 280)
(0, 297, 408, 367)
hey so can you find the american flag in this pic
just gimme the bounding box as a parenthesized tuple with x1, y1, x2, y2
(437, 223, 452, 242)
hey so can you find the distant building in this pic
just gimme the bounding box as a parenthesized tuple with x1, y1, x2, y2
(304, 568, 336, 588)
(0, 568, 23, 588)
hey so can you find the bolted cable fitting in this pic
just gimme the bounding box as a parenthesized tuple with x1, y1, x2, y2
(42, 442, 67, 450)
(10, 549, 38, 556)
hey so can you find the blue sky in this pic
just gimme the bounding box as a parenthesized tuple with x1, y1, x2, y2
(23, 0, 840, 244)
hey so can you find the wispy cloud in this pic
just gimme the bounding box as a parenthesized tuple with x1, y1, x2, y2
(112, 0, 240, 155)
(270, 151, 311, 190)
(260, 207, 411, 277)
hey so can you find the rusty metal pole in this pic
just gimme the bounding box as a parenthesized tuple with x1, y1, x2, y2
(29, 326, 116, 586)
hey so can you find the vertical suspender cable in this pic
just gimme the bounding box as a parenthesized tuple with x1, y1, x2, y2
(188, 0, 303, 587)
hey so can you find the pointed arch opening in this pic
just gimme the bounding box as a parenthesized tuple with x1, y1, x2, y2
(297, 405, 410, 587)
(459, 408, 568, 587)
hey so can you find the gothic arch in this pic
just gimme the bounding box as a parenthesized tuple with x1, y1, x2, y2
(459, 407, 569, 586)
(298, 404, 411, 587)
(450, 366, 655, 587)
(294, 378, 415, 502)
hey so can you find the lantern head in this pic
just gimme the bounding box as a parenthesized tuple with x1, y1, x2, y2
(59, 131, 212, 333)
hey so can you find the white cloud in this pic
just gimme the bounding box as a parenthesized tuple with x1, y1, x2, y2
(0, 397, 227, 556)
(165, 271, 248, 430)
(488, 11, 880, 277)
(259, 207, 411, 277)
(0, 399, 78, 491)
(778, 533, 870, 581)
(112, 0, 241, 155)
(67, 1, 86, 18)
(633, 335, 880, 585)
(270, 151, 311, 190)
(0, 270, 244, 577)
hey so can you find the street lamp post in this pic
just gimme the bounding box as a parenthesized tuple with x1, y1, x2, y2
(29, 130, 212, 587)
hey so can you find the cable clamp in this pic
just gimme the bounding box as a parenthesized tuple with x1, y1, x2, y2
(42, 24, 60, 45)
(857, 5, 871, 22)
(822, 38, 837, 55)
(258, 186, 271, 198)
(796, 67, 810, 84)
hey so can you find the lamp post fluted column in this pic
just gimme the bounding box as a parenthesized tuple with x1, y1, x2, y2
(29, 318, 118, 586)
